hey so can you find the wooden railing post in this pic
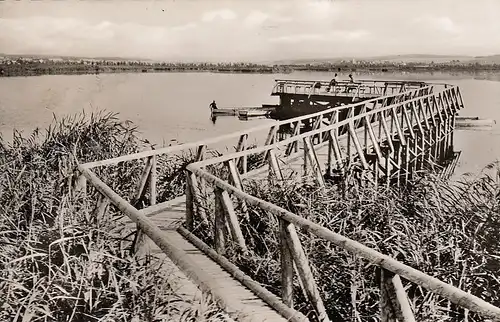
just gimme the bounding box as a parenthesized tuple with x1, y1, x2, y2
(227, 160, 248, 217)
(196, 144, 206, 161)
(380, 269, 397, 322)
(268, 149, 284, 180)
(262, 125, 278, 162)
(327, 135, 333, 177)
(217, 188, 248, 253)
(131, 157, 153, 207)
(235, 134, 248, 173)
(185, 170, 194, 230)
(303, 137, 325, 188)
(214, 189, 227, 254)
(280, 219, 294, 307)
(303, 138, 309, 177)
(189, 172, 209, 225)
(130, 157, 154, 255)
(149, 155, 157, 206)
(285, 224, 330, 322)
(381, 269, 416, 322)
(92, 192, 110, 221)
(347, 122, 369, 170)
(392, 275, 416, 322)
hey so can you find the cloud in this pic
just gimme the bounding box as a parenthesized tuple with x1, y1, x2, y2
(171, 23, 197, 31)
(243, 10, 269, 27)
(268, 33, 324, 44)
(0, 16, 186, 59)
(413, 16, 460, 34)
(302, 1, 340, 21)
(201, 9, 237, 22)
(269, 29, 369, 44)
(242, 10, 292, 29)
(330, 30, 370, 40)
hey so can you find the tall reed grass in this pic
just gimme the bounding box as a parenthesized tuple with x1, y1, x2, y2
(192, 163, 500, 322)
(0, 112, 229, 321)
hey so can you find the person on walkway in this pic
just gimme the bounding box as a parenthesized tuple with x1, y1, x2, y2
(209, 100, 218, 110)
(346, 74, 355, 93)
(327, 73, 338, 92)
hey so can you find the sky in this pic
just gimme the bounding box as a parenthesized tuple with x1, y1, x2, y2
(0, 0, 499, 62)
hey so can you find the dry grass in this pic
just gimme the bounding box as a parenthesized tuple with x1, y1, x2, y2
(0, 111, 230, 322)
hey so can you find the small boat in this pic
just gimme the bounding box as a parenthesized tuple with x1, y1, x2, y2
(211, 108, 238, 116)
(455, 116, 496, 128)
(238, 110, 271, 120)
(239, 110, 271, 118)
(261, 104, 280, 110)
(211, 105, 277, 118)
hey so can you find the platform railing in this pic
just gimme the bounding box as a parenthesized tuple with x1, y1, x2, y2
(272, 79, 429, 98)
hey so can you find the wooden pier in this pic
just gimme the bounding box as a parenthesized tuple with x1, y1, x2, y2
(75, 80, 500, 321)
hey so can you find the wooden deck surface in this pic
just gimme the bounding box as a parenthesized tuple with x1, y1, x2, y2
(122, 197, 292, 322)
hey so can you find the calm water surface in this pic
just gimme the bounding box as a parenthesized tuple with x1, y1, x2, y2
(1, 71, 500, 176)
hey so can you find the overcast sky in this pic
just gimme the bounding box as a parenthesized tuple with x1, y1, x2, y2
(0, 0, 499, 62)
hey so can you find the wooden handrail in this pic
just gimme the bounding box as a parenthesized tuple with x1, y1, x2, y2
(185, 165, 500, 321)
(273, 79, 435, 86)
(78, 166, 307, 321)
(192, 87, 454, 168)
(81, 84, 441, 169)
(271, 80, 437, 94)
(79, 122, 274, 169)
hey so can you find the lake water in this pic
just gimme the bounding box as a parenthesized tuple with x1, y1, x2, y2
(1, 71, 500, 176)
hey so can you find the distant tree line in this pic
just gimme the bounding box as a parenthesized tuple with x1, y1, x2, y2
(0, 57, 499, 77)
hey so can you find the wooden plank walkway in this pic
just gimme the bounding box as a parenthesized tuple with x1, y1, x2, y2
(118, 120, 387, 321)
(121, 197, 292, 322)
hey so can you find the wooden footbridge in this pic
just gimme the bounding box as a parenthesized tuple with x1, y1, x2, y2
(75, 80, 500, 321)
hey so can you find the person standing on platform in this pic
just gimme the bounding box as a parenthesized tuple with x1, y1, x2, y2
(209, 100, 218, 110)
(328, 73, 338, 92)
(346, 74, 355, 93)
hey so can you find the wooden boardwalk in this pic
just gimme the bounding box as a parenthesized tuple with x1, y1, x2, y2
(121, 197, 296, 322)
(118, 124, 375, 321)
(75, 81, 500, 322)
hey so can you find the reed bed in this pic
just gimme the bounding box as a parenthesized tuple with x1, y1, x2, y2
(191, 163, 500, 322)
(0, 112, 229, 322)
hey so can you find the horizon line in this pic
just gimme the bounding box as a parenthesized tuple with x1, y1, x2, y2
(1, 52, 499, 63)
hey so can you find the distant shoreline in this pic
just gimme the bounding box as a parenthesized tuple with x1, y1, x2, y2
(1, 63, 500, 77)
